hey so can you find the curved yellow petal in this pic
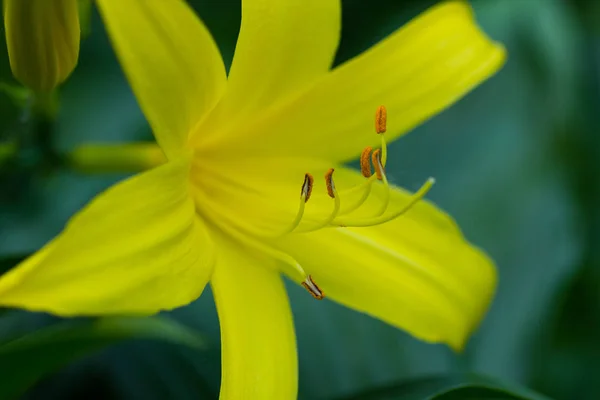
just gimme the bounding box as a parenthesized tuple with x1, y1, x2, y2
(97, 0, 226, 158)
(217, 0, 506, 161)
(211, 234, 297, 400)
(194, 0, 340, 144)
(274, 166, 497, 351)
(0, 158, 215, 315)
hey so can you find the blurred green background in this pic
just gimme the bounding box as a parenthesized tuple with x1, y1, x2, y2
(1, 0, 599, 399)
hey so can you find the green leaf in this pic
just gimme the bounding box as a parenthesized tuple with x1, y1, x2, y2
(333, 374, 551, 400)
(0, 316, 206, 399)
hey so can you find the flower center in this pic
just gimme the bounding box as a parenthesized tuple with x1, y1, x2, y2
(190, 106, 434, 301)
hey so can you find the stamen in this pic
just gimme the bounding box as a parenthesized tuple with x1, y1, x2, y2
(297, 168, 341, 232)
(375, 105, 387, 134)
(276, 173, 312, 236)
(301, 275, 325, 300)
(325, 168, 336, 198)
(302, 173, 314, 202)
(333, 177, 435, 227)
(360, 146, 373, 178)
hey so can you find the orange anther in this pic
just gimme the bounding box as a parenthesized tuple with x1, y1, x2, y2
(360, 146, 373, 178)
(375, 105, 387, 134)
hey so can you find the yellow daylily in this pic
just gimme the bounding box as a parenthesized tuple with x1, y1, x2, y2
(3, 0, 80, 92)
(0, 0, 505, 398)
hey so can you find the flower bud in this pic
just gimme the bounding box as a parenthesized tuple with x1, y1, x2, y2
(4, 0, 80, 92)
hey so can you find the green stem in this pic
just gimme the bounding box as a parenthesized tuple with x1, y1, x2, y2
(78, 0, 93, 38)
(32, 90, 59, 120)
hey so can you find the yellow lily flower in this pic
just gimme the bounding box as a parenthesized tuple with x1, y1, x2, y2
(0, 0, 505, 398)
(3, 0, 80, 92)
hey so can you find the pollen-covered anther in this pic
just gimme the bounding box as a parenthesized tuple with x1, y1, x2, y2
(372, 149, 384, 181)
(360, 146, 373, 178)
(301, 173, 314, 202)
(301, 275, 325, 300)
(325, 168, 336, 198)
(375, 105, 387, 134)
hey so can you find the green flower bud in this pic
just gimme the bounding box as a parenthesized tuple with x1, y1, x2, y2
(4, 0, 80, 92)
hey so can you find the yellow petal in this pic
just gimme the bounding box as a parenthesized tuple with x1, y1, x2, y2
(97, 0, 226, 158)
(4, 0, 80, 92)
(211, 234, 297, 400)
(0, 158, 215, 315)
(273, 166, 496, 351)
(194, 0, 340, 144)
(216, 0, 506, 161)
